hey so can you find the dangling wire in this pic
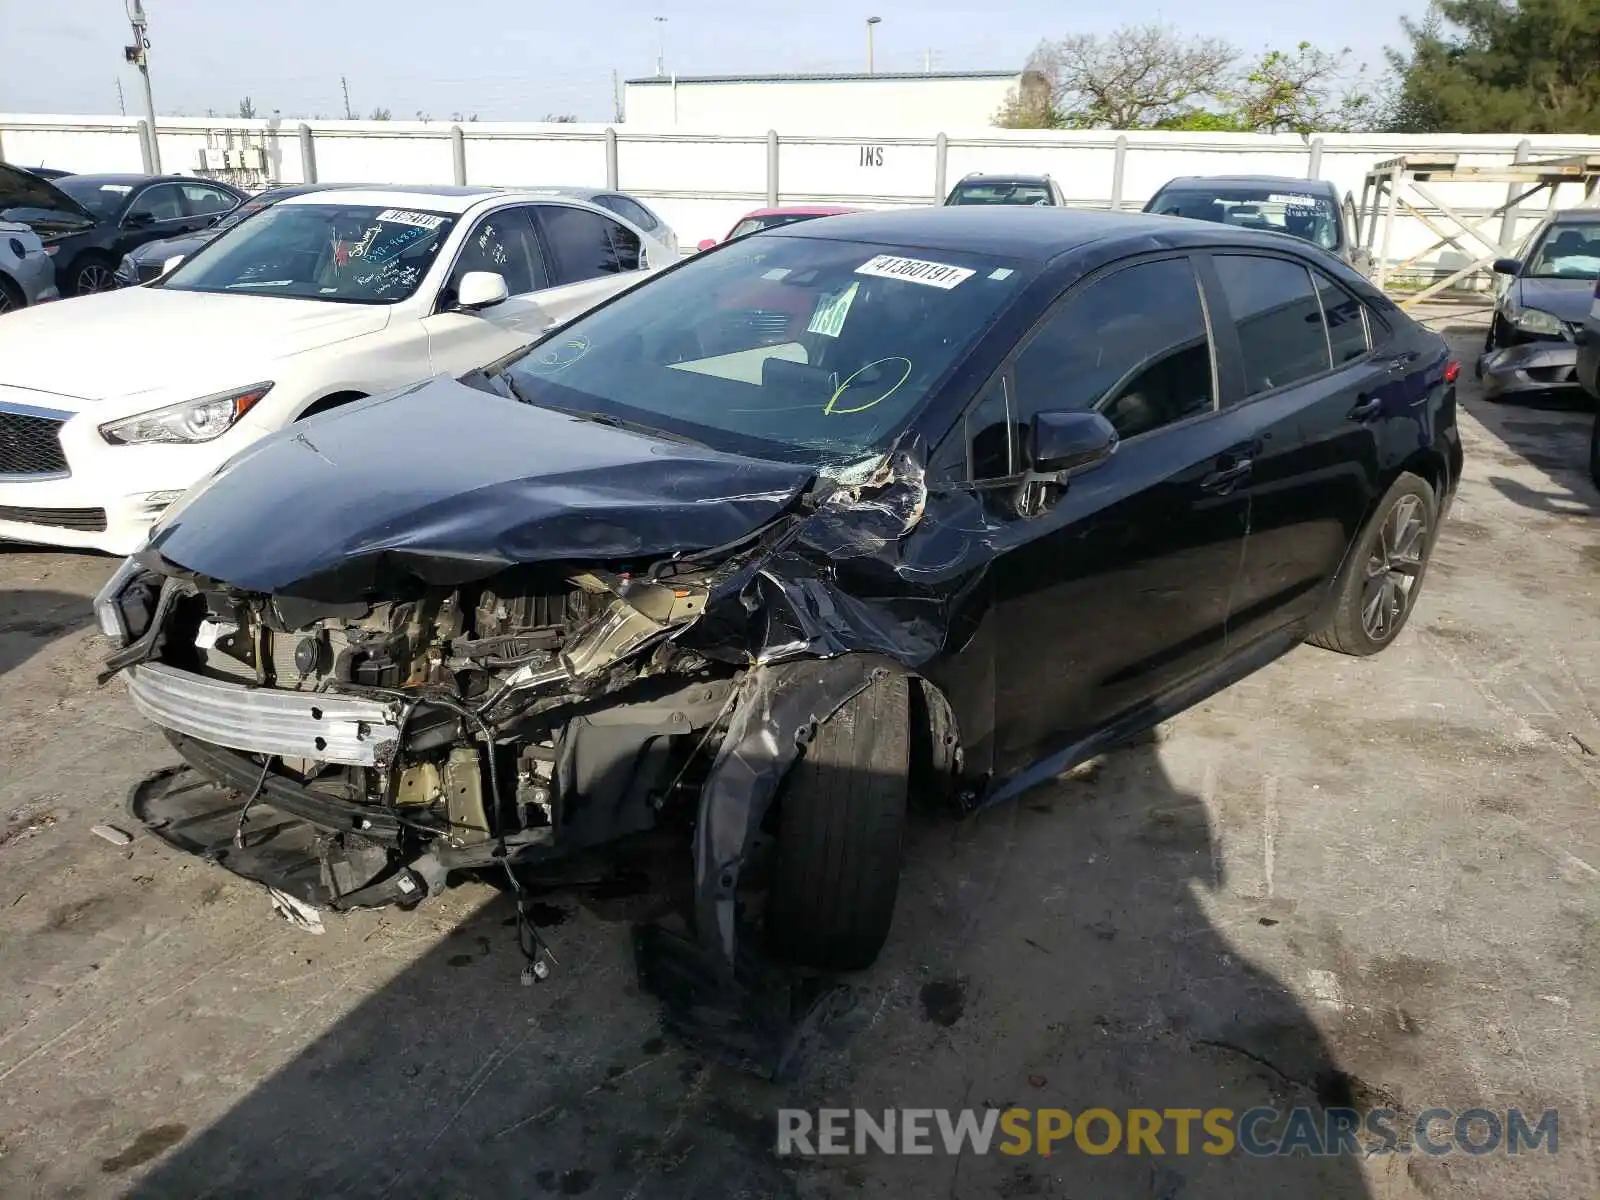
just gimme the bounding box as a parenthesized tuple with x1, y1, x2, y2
(232, 754, 275, 849)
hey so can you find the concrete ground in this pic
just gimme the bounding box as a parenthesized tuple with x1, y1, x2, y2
(0, 312, 1596, 1199)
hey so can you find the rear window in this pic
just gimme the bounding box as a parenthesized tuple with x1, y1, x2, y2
(728, 213, 827, 240)
(947, 181, 1052, 206)
(1147, 184, 1342, 251)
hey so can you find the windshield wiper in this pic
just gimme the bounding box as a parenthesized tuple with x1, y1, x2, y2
(543, 404, 711, 448)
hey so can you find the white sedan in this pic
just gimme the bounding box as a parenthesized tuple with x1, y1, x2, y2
(0, 185, 668, 554)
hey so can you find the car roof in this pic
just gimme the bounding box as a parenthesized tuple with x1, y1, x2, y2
(1547, 208, 1600, 224)
(742, 205, 862, 219)
(59, 173, 196, 186)
(954, 175, 1051, 186)
(764, 205, 1251, 260)
(1156, 175, 1338, 192)
(275, 185, 515, 213)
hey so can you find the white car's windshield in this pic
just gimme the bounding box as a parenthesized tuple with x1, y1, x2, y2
(1148, 185, 1343, 251)
(1525, 222, 1600, 278)
(159, 203, 457, 304)
(501, 233, 1034, 466)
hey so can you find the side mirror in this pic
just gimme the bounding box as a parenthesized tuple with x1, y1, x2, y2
(1029, 410, 1118, 475)
(123, 211, 154, 229)
(161, 254, 185, 275)
(1492, 258, 1522, 276)
(696, 238, 717, 252)
(455, 270, 509, 311)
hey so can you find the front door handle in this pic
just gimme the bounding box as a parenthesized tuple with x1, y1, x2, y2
(1200, 459, 1252, 493)
(1348, 395, 1383, 421)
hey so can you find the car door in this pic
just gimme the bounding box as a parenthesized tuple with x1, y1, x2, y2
(179, 181, 241, 228)
(944, 254, 1252, 776)
(420, 204, 559, 376)
(528, 202, 653, 319)
(1199, 251, 1389, 649)
(117, 182, 197, 256)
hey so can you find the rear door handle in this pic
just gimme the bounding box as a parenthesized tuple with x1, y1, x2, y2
(1200, 459, 1252, 492)
(1348, 395, 1383, 421)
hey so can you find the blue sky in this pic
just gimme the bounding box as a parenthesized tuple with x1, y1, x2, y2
(2, 0, 1430, 121)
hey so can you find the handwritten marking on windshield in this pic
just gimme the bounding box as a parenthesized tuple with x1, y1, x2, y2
(824, 356, 912, 415)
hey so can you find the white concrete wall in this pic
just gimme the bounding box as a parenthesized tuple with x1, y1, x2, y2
(5, 113, 1598, 281)
(623, 76, 1021, 134)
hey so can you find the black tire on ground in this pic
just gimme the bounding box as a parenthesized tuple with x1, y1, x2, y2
(69, 253, 118, 296)
(1308, 471, 1438, 657)
(766, 670, 911, 972)
(1589, 411, 1599, 489)
(0, 273, 22, 313)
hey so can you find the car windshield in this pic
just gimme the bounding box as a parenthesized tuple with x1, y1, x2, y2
(159, 203, 456, 304)
(55, 177, 135, 220)
(728, 213, 828, 240)
(501, 234, 1034, 466)
(1525, 222, 1600, 278)
(1148, 185, 1342, 250)
(947, 182, 1052, 206)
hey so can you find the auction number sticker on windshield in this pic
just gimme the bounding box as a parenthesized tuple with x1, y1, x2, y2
(855, 254, 974, 289)
(376, 208, 446, 230)
(807, 281, 859, 337)
(1268, 193, 1324, 207)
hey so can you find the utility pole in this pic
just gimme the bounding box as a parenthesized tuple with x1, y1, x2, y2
(122, 0, 159, 171)
(654, 17, 667, 77)
(116, 78, 126, 116)
(612, 69, 623, 123)
(866, 16, 882, 74)
(341, 75, 353, 120)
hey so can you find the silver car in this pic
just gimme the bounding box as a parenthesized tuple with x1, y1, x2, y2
(0, 219, 59, 312)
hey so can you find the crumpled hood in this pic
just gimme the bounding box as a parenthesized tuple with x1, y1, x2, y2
(0, 287, 387, 403)
(1511, 276, 1595, 325)
(144, 376, 817, 599)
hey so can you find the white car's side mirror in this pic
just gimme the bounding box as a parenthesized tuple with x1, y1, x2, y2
(456, 271, 509, 311)
(162, 254, 186, 275)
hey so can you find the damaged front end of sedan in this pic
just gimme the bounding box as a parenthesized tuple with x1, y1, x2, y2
(95, 380, 973, 995)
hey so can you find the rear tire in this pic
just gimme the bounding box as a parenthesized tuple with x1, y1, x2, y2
(1308, 472, 1437, 657)
(766, 670, 910, 972)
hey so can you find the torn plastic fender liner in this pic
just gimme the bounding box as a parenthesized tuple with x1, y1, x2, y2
(692, 654, 889, 966)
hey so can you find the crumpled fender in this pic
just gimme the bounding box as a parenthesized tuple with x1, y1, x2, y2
(692, 654, 892, 966)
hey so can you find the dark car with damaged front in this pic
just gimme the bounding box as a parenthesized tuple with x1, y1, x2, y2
(96, 207, 1463, 977)
(1481, 209, 1600, 400)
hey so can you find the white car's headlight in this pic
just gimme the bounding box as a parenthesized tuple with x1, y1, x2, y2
(99, 382, 273, 446)
(115, 254, 138, 285)
(1511, 307, 1564, 336)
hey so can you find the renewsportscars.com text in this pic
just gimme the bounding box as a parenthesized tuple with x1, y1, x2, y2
(777, 1107, 1558, 1158)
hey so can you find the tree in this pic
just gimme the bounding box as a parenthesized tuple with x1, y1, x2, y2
(543, 112, 578, 123)
(1387, 0, 1600, 132)
(237, 96, 257, 119)
(449, 111, 480, 122)
(368, 107, 392, 120)
(1228, 43, 1377, 133)
(1017, 25, 1238, 129)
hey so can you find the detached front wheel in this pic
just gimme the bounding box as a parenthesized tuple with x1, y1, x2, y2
(766, 671, 910, 972)
(1309, 472, 1438, 656)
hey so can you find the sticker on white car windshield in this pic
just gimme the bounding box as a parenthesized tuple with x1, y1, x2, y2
(855, 254, 974, 289)
(807, 281, 859, 338)
(376, 208, 446, 230)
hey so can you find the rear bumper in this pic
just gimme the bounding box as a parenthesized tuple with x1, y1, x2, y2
(125, 663, 404, 766)
(1480, 342, 1581, 397)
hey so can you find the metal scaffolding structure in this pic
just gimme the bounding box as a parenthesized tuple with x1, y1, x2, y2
(1357, 151, 1600, 307)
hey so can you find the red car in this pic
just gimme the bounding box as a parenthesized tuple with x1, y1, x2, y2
(696, 205, 862, 251)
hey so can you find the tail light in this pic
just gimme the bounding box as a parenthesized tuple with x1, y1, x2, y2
(1443, 360, 1460, 385)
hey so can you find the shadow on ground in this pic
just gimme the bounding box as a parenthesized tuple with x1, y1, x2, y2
(124, 740, 1372, 1199)
(0, 589, 95, 677)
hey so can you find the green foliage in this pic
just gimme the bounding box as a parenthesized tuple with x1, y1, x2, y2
(236, 96, 257, 120)
(1387, 0, 1600, 132)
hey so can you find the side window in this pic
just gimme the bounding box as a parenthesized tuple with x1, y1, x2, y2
(595, 194, 658, 232)
(181, 184, 237, 216)
(1010, 257, 1216, 448)
(127, 183, 186, 222)
(1314, 272, 1371, 365)
(446, 207, 546, 302)
(535, 205, 638, 283)
(1213, 255, 1332, 397)
(606, 217, 643, 271)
